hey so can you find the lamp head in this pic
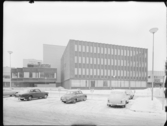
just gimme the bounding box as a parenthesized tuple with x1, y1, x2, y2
(149, 28, 158, 34)
(8, 51, 13, 54)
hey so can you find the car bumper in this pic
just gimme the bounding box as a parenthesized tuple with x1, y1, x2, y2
(107, 102, 126, 106)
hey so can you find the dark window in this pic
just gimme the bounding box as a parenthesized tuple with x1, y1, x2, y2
(103, 81, 108, 87)
(40, 72, 44, 78)
(19, 72, 24, 78)
(29, 72, 32, 78)
(3, 75, 10, 79)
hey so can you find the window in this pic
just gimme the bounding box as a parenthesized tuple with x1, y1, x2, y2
(94, 69, 96, 75)
(103, 81, 108, 87)
(29, 72, 32, 78)
(90, 46, 92, 53)
(97, 69, 99, 75)
(101, 69, 103, 76)
(104, 48, 107, 54)
(115, 49, 117, 55)
(94, 47, 96, 53)
(87, 46, 89, 52)
(83, 57, 85, 63)
(101, 59, 103, 65)
(79, 68, 81, 75)
(108, 70, 110, 76)
(121, 49, 123, 55)
(75, 68, 77, 75)
(105, 59, 106, 65)
(101, 48, 103, 54)
(83, 45, 85, 52)
(105, 69, 106, 76)
(86, 69, 89, 75)
(79, 57, 81, 63)
(83, 68, 85, 75)
(75, 56, 77, 63)
(90, 58, 92, 64)
(118, 49, 120, 55)
(98, 47, 100, 53)
(108, 48, 110, 54)
(87, 57, 89, 64)
(124, 50, 126, 56)
(127, 50, 129, 56)
(79, 45, 81, 52)
(75, 45, 77, 51)
(111, 48, 113, 55)
(90, 69, 92, 75)
(108, 59, 110, 65)
(94, 58, 96, 64)
(98, 58, 100, 64)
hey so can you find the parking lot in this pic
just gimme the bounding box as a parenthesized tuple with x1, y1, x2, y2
(3, 91, 166, 126)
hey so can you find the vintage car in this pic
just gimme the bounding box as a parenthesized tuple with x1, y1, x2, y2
(107, 91, 129, 108)
(3, 88, 18, 97)
(15, 88, 48, 101)
(61, 90, 87, 103)
(125, 90, 135, 99)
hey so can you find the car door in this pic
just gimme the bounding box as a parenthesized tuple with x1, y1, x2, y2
(30, 89, 38, 98)
(76, 91, 82, 101)
(79, 91, 85, 100)
(35, 89, 43, 98)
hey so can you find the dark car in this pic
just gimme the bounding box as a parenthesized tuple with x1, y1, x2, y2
(61, 90, 87, 103)
(15, 88, 48, 101)
(3, 88, 18, 97)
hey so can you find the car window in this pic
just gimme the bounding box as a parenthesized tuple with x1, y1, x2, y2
(30, 89, 35, 92)
(35, 89, 41, 92)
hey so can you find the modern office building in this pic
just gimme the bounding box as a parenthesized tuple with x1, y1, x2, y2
(10, 64, 57, 87)
(147, 71, 165, 87)
(61, 39, 148, 89)
(43, 44, 66, 86)
(23, 59, 43, 67)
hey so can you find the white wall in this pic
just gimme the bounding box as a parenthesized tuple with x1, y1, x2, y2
(43, 44, 66, 83)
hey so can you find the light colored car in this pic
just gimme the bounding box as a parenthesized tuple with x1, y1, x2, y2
(107, 91, 129, 108)
(125, 90, 135, 99)
(3, 88, 18, 97)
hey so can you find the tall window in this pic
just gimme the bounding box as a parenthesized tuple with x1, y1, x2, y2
(94, 58, 96, 64)
(94, 69, 96, 75)
(90, 58, 92, 64)
(75, 45, 77, 51)
(101, 48, 103, 54)
(79, 57, 81, 63)
(83, 68, 85, 75)
(79, 45, 81, 52)
(108, 48, 110, 54)
(75, 68, 77, 75)
(87, 57, 89, 64)
(79, 68, 81, 75)
(83, 57, 85, 63)
(83, 45, 85, 52)
(90, 69, 92, 75)
(87, 46, 89, 52)
(108, 59, 110, 65)
(75, 56, 77, 63)
(108, 70, 110, 76)
(94, 47, 96, 53)
(105, 69, 107, 76)
(97, 69, 99, 76)
(90, 46, 92, 53)
(124, 50, 126, 56)
(101, 69, 103, 76)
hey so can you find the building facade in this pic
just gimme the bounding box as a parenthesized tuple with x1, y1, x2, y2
(43, 44, 66, 86)
(23, 59, 43, 67)
(10, 67, 57, 87)
(147, 71, 165, 87)
(61, 39, 148, 89)
(3, 67, 11, 87)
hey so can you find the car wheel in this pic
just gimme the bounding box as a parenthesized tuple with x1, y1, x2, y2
(73, 99, 77, 103)
(83, 96, 87, 101)
(44, 94, 48, 99)
(27, 96, 32, 101)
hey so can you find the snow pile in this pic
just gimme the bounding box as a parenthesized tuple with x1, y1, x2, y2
(130, 97, 166, 113)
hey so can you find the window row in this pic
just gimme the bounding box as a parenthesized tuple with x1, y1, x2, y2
(75, 56, 147, 67)
(11, 72, 57, 79)
(74, 44, 147, 57)
(74, 68, 147, 77)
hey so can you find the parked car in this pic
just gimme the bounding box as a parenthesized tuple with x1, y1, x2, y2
(15, 88, 48, 101)
(125, 90, 135, 99)
(61, 90, 87, 103)
(3, 88, 18, 97)
(107, 91, 129, 108)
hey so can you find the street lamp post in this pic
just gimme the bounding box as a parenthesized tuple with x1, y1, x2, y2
(8, 51, 13, 88)
(149, 28, 158, 101)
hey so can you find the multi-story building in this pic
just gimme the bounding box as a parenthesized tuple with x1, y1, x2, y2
(61, 39, 148, 89)
(23, 59, 43, 67)
(147, 71, 165, 87)
(43, 44, 66, 86)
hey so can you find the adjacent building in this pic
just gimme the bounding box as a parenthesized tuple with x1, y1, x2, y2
(43, 44, 66, 86)
(147, 71, 165, 87)
(61, 39, 148, 89)
(3, 67, 11, 87)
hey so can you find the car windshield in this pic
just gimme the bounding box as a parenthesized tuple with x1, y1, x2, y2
(66, 91, 75, 94)
(19, 89, 30, 93)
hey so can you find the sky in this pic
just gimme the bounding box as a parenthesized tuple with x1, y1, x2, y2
(3, 1, 167, 71)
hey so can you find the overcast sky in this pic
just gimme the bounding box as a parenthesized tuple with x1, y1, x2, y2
(3, 2, 166, 71)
